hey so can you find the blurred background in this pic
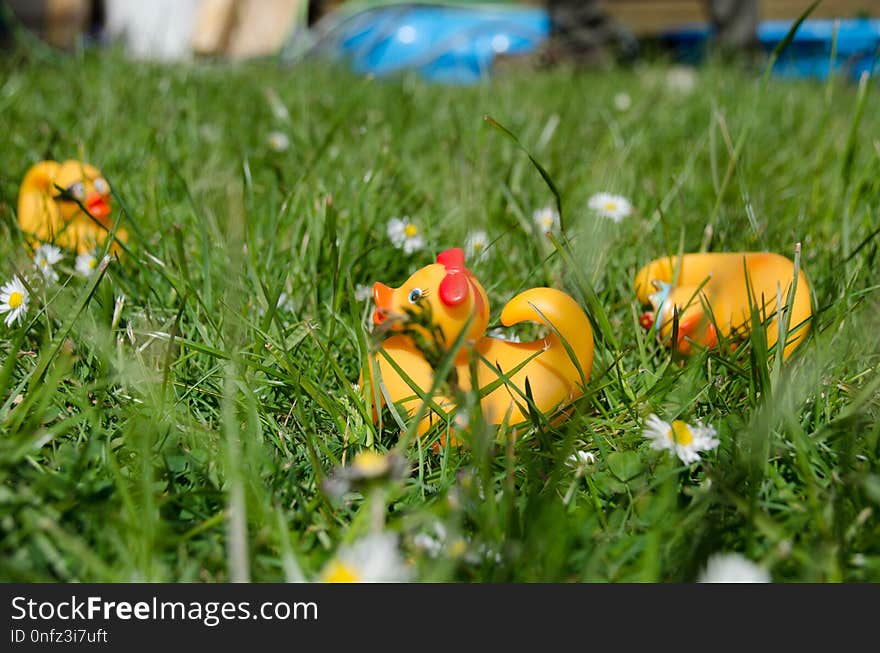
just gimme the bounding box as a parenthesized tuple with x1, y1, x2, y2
(1, 1, 877, 81)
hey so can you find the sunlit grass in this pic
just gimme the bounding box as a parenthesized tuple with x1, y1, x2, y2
(0, 42, 878, 582)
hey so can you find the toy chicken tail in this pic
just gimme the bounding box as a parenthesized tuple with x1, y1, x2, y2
(499, 287, 594, 389)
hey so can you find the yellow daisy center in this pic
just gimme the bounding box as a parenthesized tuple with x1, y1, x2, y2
(88, 258, 97, 269)
(603, 201, 618, 212)
(352, 450, 388, 477)
(404, 224, 418, 238)
(40, 260, 48, 268)
(473, 241, 484, 250)
(8, 291, 23, 309)
(447, 539, 468, 558)
(322, 561, 361, 583)
(668, 420, 693, 446)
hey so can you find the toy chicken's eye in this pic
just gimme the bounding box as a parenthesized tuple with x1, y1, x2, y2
(93, 177, 109, 194)
(408, 288, 423, 303)
(67, 182, 85, 201)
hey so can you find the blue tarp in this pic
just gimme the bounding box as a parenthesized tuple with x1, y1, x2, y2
(305, 4, 878, 84)
(665, 18, 880, 81)
(310, 3, 549, 84)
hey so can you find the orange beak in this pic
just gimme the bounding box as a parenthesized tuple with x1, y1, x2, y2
(85, 192, 111, 222)
(372, 282, 393, 325)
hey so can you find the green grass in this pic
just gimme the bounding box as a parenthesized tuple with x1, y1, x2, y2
(0, 41, 878, 582)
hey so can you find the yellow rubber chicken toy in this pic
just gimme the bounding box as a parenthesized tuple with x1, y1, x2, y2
(17, 160, 127, 254)
(634, 252, 812, 358)
(367, 248, 594, 435)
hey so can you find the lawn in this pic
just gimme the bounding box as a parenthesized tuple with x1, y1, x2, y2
(0, 39, 878, 583)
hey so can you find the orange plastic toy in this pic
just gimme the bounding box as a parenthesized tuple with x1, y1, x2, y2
(367, 248, 594, 434)
(634, 252, 812, 358)
(17, 160, 127, 255)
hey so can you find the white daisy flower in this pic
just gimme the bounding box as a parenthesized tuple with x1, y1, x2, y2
(466, 542, 503, 565)
(75, 252, 99, 277)
(347, 450, 397, 481)
(33, 244, 63, 283)
(386, 217, 407, 246)
(613, 92, 632, 112)
(412, 533, 444, 558)
(465, 230, 489, 259)
(569, 450, 596, 467)
(532, 206, 560, 235)
(666, 65, 698, 95)
(403, 235, 425, 254)
(452, 409, 470, 430)
(386, 217, 425, 254)
(276, 292, 295, 313)
(354, 284, 373, 302)
(319, 533, 411, 583)
(642, 413, 719, 465)
(698, 553, 771, 583)
(323, 450, 408, 499)
(0, 276, 30, 327)
(267, 131, 290, 152)
(413, 522, 448, 559)
(588, 193, 632, 223)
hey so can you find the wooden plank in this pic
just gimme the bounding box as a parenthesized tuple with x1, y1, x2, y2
(762, 0, 879, 19)
(192, 0, 237, 56)
(602, 1, 704, 34)
(603, 0, 879, 35)
(227, 0, 305, 59)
